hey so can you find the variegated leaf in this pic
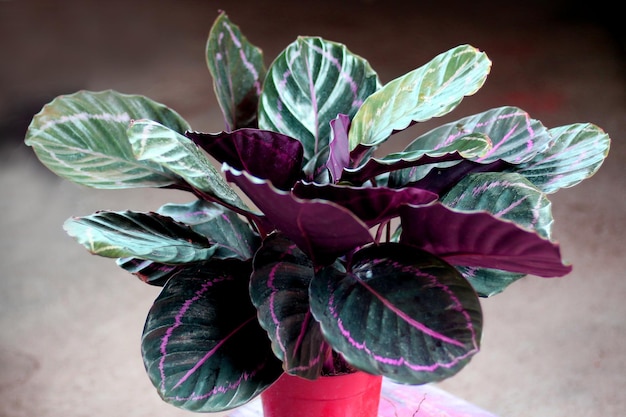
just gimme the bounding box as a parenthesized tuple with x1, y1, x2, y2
(310, 243, 482, 384)
(24, 90, 188, 188)
(207, 12, 266, 130)
(441, 172, 556, 296)
(512, 123, 611, 193)
(250, 233, 331, 379)
(127, 119, 249, 212)
(258, 36, 379, 177)
(442, 172, 554, 239)
(142, 261, 283, 412)
(349, 45, 491, 150)
(343, 132, 491, 184)
(157, 199, 260, 260)
(64, 211, 217, 263)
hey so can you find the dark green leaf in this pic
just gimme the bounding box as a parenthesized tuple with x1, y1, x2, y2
(142, 261, 283, 412)
(250, 233, 331, 379)
(441, 172, 555, 295)
(24, 90, 188, 188)
(157, 199, 260, 260)
(310, 243, 482, 384)
(207, 12, 266, 130)
(456, 266, 525, 298)
(116, 257, 183, 286)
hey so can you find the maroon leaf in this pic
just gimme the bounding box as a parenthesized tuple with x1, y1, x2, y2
(293, 182, 437, 228)
(327, 114, 351, 182)
(342, 151, 473, 185)
(187, 129, 304, 190)
(399, 203, 572, 277)
(224, 166, 373, 265)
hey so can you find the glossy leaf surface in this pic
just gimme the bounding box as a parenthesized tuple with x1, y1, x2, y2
(250, 233, 331, 379)
(142, 261, 283, 412)
(127, 119, 248, 211)
(349, 45, 491, 150)
(456, 266, 525, 298)
(207, 11, 266, 130)
(442, 172, 554, 238)
(24, 90, 188, 188)
(310, 243, 482, 384)
(512, 123, 611, 193)
(259, 36, 379, 177)
(64, 211, 217, 263)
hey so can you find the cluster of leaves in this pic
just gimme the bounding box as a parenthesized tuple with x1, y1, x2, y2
(24, 11, 609, 413)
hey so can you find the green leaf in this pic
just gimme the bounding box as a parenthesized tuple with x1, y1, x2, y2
(512, 123, 611, 193)
(310, 243, 482, 384)
(142, 261, 283, 412)
(24, 90, 189, 188)
(441, 172, 556, 296)
(250, 233, 330, 379)
(157, 199, 260, 260)
(343, 132, 491, 184)
(456, 266, 525, 298)
(349, 45, 491, 150)
(64, 211, 218, 263)
(127, 119, 249, 212)
(404, 107, 552, 164)
(116, 257, 184, 287)
(207, 11, 266, 130)
(259, 36, 379, 177)
(387, 107, 552, 188)
(381, 132, 492, 163)
(442, 172, 554, 239)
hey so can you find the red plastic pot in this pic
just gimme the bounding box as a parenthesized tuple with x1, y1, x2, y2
(260, 371, 383, 417)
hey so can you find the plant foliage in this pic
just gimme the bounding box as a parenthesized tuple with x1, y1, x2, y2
(24, 11, 610, 413)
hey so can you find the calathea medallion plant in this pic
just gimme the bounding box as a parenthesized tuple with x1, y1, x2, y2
(24, 11, 610, 414)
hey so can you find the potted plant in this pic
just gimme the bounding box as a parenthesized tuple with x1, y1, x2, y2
(24, 10, 610, 417)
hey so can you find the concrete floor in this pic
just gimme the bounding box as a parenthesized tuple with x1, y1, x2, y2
(1, 1, 624, 416)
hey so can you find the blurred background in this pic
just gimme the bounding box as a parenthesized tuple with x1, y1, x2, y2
(1, 1, 624, 416)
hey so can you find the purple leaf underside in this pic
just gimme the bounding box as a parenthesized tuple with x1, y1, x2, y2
(293, 182, 437, 228)
(187, 129, 304, 190)
(399, 203, 572, 277)
(327, 114, 351, 182)
(224, 166, 373, 265)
